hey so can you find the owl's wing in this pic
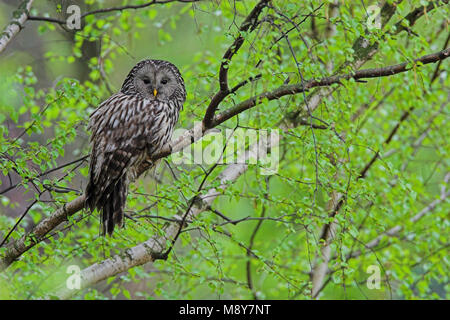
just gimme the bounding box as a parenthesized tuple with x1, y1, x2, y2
(86, 93, 151, 209)
(86, 92, 160, 235)
(86, 92, 179, 235)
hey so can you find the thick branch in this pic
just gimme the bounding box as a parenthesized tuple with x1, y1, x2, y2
(0, 195, 85, 271)
(394, 0, 449, 34)
(212, 48, 449, 126)
(0, 0, 34, 54)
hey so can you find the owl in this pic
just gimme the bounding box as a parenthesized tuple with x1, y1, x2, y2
(85, 59, 186, 236)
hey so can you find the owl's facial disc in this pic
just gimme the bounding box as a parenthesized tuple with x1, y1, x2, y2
(154, 69, 178, 101)
(133, 64, 178, 101)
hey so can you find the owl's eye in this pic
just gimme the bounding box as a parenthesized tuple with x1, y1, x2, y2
(161, 78, 169, 85)
(143, 77, 151, 84)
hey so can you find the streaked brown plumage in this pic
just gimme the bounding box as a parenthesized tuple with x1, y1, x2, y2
(85, 59, 186, 236)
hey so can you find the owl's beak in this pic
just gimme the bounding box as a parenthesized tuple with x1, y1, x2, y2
(153, 89, 158, 97)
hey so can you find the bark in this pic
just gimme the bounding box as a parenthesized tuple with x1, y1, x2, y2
(0, 0, 34, 54)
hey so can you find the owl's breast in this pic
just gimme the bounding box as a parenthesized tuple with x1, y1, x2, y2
(142, 99, 181, 157)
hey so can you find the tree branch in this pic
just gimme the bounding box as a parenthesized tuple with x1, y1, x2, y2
(81, 0, 202, 19)
(202, 0, 270, 128)
(212, 48, 449, 127)
(0, 195, 86, 271)
(27, 0, 203, 26)
(0, 0, 34, 54)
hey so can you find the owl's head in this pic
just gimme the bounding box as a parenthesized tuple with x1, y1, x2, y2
(121, 59, 186, 103)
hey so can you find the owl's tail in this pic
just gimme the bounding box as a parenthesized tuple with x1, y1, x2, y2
(85, 175, 128, 236)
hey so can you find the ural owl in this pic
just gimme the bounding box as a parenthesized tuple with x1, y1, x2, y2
(85, 59, 186, 236)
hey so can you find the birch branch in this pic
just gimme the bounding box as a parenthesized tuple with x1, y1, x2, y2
(0, 0, 34, 54)
(0, 195, 86, 271)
